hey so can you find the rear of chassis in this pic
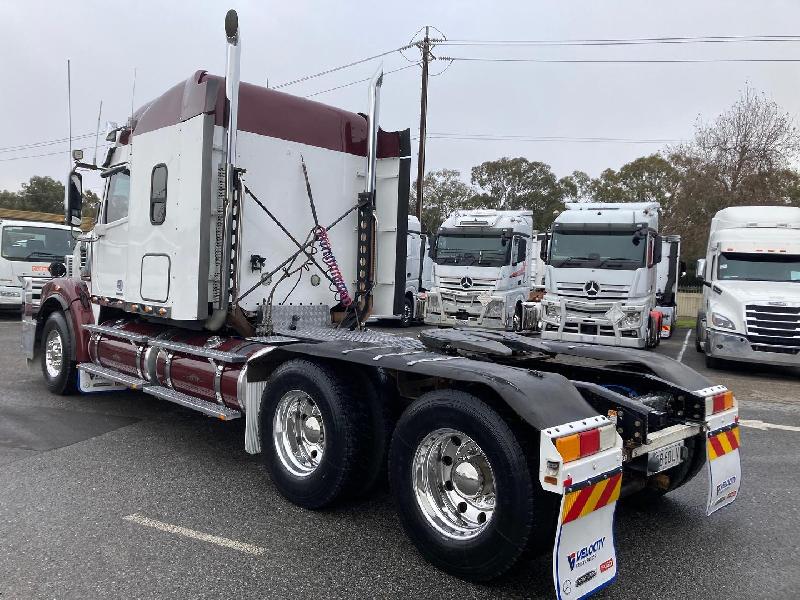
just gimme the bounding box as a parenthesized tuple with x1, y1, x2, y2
(24, 309, 740, 598)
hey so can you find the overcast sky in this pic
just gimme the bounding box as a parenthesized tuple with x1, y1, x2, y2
(2, 0, 800, 194)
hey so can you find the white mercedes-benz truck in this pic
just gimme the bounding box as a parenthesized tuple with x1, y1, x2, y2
(424, 209, 538, 330)
(541, 202, 665, 348)
(696, 205, 800, 369)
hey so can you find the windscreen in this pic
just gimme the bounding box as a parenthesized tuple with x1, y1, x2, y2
(1, 226, 75, 262)
(436, 234, 510, 267)
(549, 229, 646, 270)
(718, 252, 800, 282)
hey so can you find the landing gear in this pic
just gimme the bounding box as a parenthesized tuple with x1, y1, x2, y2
(400, 296, 414, 327)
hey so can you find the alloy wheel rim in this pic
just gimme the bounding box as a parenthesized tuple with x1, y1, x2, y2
(412, 428, 496, 540)
(44, 329, 63, 379)
(273, 390, 326, 477)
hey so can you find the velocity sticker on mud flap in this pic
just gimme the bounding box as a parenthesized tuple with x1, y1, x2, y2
(706, 424, 741, 515)
(553, 471, 621, 600)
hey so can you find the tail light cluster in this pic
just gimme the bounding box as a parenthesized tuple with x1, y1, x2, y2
(706, 389, 735, 415)
(555, 423, 617, 462)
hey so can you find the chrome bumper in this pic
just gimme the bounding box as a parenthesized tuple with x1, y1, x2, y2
(708, 328, 799, 367)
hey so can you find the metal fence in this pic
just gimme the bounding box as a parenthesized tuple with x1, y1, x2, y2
(677, 286, 702, 319)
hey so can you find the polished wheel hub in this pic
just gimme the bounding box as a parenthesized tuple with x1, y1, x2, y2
(273, 390, 326, 477)
(412, 428, 496, 540)
(44, 329, 63, 379)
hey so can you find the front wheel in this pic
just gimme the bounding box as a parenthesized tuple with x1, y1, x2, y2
(40, 311, 77, 395)
(389, 390, 554, 581)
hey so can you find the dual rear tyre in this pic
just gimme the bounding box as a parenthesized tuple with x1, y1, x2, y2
(262, 366, 552, 581)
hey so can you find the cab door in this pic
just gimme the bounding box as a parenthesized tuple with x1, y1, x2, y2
(92, 170, 130, 299)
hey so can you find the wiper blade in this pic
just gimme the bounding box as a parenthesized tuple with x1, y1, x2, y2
(24, 251, 61, 260)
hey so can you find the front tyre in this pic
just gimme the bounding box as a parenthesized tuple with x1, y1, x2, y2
(389, 390, 550, 581)
(261, 359, 368, 509)
(40, 311, 77, 395)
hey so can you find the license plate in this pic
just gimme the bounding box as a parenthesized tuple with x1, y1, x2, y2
(647, 440, 684, 474)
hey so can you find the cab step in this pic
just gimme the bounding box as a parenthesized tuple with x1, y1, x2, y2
(143, 385, 241, 421)
(77, 363, 148, 390)
(148, 339, 248, 363)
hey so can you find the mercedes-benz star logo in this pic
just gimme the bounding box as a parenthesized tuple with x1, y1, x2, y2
(584, 280, 600, 296)
(460, 276, 474, 289)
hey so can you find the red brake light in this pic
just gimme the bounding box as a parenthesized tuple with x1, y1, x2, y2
(579, 428, 600, 456)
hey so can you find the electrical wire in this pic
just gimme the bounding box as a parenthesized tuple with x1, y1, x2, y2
(435, 34, 800, 47)
(0, 133, 94, 154)
(415, 133, 684, 144)
(439, 56, 800, 64)
(272, 44, 416, 90)
(0, 144, 111, 163)
(304, 64, 417, 98)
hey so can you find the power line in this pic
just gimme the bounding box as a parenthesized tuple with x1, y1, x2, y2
(0, 133, 94, 154)
(304, 64, 417, 98)
(439, 56, 800, 64)
(0, 144, 110, 163)
(273, 44, 416, 90)
(416, 133, 684, 144)
(436, 34, 800, 48)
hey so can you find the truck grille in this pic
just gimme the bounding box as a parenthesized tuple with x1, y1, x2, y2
(438, 276, 495, 292)
(745, 304, 800, 354)
(557, 281, 630, 300)
(25, 276, 51, 310)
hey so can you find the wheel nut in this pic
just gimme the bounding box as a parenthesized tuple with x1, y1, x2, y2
(444, 480, 454, 491)
(442, 455, 453, 466)
(457, 502, 467, 513)
(451, 436, 462, 447)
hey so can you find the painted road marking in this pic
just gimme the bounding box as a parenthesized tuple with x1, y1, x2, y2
(123, 513, 266, 556)
(676, 328, 692, 363)
(739, 419, 800, 433)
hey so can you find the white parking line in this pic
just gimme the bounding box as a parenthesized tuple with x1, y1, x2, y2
(676, 328, 692, 363)
(123, 513, 266, 555)
(739, 419, 800, 433)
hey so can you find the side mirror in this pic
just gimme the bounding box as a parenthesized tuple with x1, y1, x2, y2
(696, 258, 706, 282)
(539, 232, 550, 262)
(679, 260, 687, 278)
(652, 234, 663, 264)
(65, 171, 83, 227)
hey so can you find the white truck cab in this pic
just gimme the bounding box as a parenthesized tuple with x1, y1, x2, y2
(424, 209, 538, 330)
(541, 202, 664, 348)
(696, 206, 800, 368)
(0, 219, 74, 311)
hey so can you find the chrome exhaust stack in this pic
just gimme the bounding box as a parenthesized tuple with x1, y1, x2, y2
(209, 9, 241, 328)
(365, 66, 383, 195)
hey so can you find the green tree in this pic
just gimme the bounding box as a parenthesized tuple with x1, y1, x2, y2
(16, 176, 65, 213)
(411, 169, 476, 233)
(469, 157, 567, 231)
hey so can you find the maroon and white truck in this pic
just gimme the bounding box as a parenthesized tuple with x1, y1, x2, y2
(22, 11, 741, 598)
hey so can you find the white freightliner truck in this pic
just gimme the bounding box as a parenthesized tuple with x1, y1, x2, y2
(696, 205, 800, 369)
(424, 209, 540, 330)
(541, 202, 667, 348)
(370, 215, 432, 326)
(21, 11, 741, 597)
(0, 219, 74, 311)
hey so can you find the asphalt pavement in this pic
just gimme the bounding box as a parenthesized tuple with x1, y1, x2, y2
(0, 314, 798, 599)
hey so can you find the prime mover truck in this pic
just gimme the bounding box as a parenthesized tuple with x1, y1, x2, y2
(22, 11, 740, 598)
(541, 202, 668, 348)
(696, 205, 800, 369)
(424, 209, 540, 330)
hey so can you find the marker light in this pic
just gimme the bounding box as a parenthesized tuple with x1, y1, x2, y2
(555, 423, 616, 463)
(706, 390, 735, 415)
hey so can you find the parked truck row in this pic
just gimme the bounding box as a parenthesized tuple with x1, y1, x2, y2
(20, 10, 742, 599)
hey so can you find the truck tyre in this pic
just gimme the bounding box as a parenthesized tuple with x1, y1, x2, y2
(40, 311, 77, 395)
(512, 303, 523, 331)
(389, 390, 553, 581)
(400, 296, 414, 327)
(705, 353, 722, 369)
(261, 359, 369, 509)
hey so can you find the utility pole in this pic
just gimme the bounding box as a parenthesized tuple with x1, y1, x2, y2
(415, 26, 431, 222)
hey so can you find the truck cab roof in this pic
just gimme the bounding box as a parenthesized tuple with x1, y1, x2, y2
(557, 202, 659, 230)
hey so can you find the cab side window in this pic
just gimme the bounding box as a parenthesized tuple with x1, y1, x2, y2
(105, 171, 130, 223)
(150, 164, 168, 225)
(515, 238, 527, 263)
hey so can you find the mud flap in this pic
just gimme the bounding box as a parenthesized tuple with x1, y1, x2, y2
(553, 471, 621, 600)
(706, 424, 741, 515)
